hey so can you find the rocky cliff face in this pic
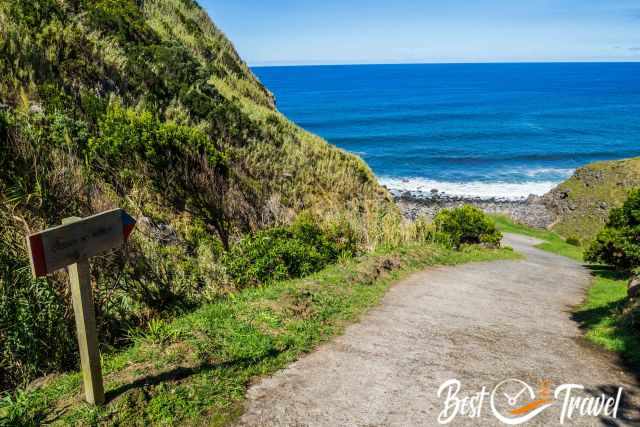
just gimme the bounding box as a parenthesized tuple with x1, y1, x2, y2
(542, 157, 640, 241)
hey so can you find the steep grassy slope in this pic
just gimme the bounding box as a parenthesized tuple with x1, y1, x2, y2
(543, 157, 640, 242)
(0, 0, 396, 391)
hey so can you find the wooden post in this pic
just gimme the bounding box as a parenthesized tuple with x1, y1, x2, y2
(26, 209, 136, 406)
(63, 217, 105, 405)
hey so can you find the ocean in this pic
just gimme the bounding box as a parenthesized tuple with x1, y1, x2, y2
(253, 63, 640, 200)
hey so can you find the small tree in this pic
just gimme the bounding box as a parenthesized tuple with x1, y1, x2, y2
(585, 189, 640, 270)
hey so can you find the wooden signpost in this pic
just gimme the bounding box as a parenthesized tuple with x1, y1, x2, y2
(26, 208, 136, 405)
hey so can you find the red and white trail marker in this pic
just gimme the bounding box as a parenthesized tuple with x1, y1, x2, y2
(26, 208, 136, 405)
(27, 208, 136, 278)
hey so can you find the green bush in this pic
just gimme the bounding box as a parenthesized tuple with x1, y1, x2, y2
(586, 189, 640, 269)
(89, 103, 226, 170)
(433, 205, 502, 249)
(223, 214, 358, 287)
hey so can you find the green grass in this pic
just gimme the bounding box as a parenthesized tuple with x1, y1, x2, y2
(572, 267, 639, 367)
(492, 215, 584, 261)
(493, 215, 639, 370)
(0, 243, 518, 426)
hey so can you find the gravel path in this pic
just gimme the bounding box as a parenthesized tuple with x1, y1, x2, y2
(237, 234, 640, 426)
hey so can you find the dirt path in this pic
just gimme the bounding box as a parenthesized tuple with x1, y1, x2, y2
(237, 234, 640, 426)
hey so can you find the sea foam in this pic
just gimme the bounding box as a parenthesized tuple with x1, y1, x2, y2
(379, 176, 561, 200)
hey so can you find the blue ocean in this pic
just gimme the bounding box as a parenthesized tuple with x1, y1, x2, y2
(253, 63, 640, 200)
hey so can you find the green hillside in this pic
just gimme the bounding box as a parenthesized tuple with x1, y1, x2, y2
(543, 157, 640, 242)
(0, 0, 398, 392)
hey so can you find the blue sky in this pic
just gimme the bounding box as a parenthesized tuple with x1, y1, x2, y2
(201, 0, 640, 66)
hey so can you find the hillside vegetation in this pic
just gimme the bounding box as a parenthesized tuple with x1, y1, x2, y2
(543, 157, 640, 242)
(0, 0, 400, 392)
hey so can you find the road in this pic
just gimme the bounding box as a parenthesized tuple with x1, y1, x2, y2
(237, 234, 640, 426)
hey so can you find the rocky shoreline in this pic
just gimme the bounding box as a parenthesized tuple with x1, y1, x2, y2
(392, 190, 555, 229)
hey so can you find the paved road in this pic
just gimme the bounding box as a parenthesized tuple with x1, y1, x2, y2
(237, 234, 640, 426)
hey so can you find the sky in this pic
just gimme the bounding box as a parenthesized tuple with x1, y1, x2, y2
(200, 0, 640, 66)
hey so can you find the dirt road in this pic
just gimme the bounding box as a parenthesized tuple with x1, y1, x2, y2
(237, 234, 640, 426)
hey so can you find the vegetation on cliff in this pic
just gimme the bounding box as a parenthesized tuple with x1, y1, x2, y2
(543, 157, 640, 242)
(0, 0, 398, 392)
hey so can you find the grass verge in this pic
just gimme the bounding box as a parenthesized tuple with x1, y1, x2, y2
(572, 267, 640, 368)
(493, 215, 639, 370)
(492, 215, 583, 261)
(0, 243, 518, 426)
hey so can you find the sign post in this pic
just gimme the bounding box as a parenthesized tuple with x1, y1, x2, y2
(26, 209, 136, 405)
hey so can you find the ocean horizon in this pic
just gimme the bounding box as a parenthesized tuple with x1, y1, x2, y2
(254, 62, 640, 200)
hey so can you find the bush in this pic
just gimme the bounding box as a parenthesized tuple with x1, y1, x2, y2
(223, 214, 358, 287)
(433, 206, 502, 249)
(586, 189, 640, 269)
(89, 103, 226, 171)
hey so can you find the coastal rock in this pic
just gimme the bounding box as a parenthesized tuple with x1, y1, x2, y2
(395, 192, 555, 229)
(629, 276, 640, 299)
(526, 194, 543, 204)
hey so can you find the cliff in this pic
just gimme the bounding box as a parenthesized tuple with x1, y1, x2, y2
(543, 157, 640, 242)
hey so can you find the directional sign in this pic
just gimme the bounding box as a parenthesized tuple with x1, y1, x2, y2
(27, 209, 136, 278)
(26, 209, 136, 405)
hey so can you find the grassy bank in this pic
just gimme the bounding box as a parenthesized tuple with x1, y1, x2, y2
(572, 267, 640, 367)
(0, 243, 517, 426)
(494, 215, 639, 370)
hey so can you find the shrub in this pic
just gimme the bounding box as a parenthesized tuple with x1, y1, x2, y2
(433, 205, 502, 249)
(223, 214, 358, 287)
(89, 103, 226, 170)
(89, 103, 233, 247)
(585, 189, 640, 269)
